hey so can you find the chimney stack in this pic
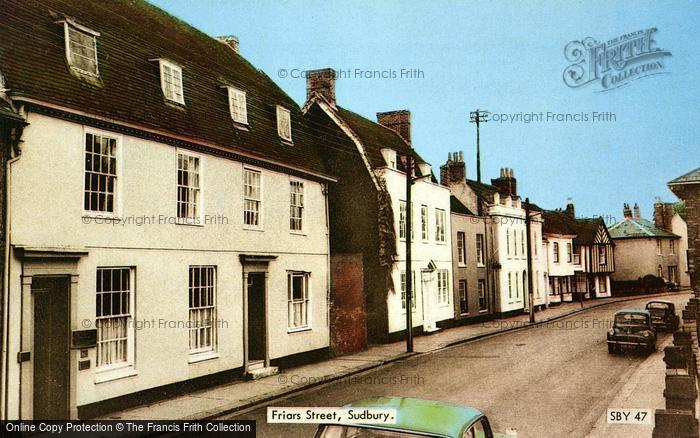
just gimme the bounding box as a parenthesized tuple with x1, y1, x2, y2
(306, 68, 336, 107)
(565, 198, 575, 219)
(217, 35, 239, 53)
(439, 151, 466, 187)
(653, 197, 674, 231)
(491, 167, 517, 198)
(623, 203, 632, 219)
(377, 110, 411, 145)
(633, 203, 641, 219)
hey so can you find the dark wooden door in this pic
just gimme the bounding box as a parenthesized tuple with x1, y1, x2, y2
(247, 273, 266, 362)
(32, 276, 70, 420)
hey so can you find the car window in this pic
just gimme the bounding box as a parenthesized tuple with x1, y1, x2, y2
(317, 425, 431, 438)
(463, 419, 489, 438)
(615, 313, 648, 324)
(647, 303, 669, 310)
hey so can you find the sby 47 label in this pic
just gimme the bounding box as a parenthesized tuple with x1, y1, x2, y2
(607, 409, 653, 425)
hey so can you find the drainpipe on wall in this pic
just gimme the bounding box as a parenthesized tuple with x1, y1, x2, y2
(1, 109, 24, 419)
(323, 183, 331, 337)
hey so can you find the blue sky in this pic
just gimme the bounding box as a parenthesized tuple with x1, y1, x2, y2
(152, 0, 699, 222)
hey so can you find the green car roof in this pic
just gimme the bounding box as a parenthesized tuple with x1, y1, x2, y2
(345, 397, 483, 437)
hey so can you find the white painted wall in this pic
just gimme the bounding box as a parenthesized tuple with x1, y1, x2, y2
(379, 168, 453, 333)
(4, 113, 330, 418)
(672, 213, 691, 287)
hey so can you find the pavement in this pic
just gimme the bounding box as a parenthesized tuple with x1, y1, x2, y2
(101, 290, 689, 422)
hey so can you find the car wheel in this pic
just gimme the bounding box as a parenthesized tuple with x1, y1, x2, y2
(647, 344, 656, 355)
(608, 343, 616, 354)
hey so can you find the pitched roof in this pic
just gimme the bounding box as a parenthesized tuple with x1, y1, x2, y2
(609, 217, 679, 239)
(542, 210, 578, 236)
(334, 106, 427, 169)
(0, 0, 331, 179)
(465, 179, 499, 203)
(668, 167, 700, 185)
(542, 210, 612, 245)
(450, 195, 474, 215)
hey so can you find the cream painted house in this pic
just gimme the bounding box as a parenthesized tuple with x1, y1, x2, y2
(0, 0, 335, 419)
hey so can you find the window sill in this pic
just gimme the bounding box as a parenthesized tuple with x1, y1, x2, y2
(175, 220, 205, 227)
(287, 327, 312, 334)
(457, 263, 467, 268)
(83, 213, 119, 220)
(479, 309, 489, 313)
(232, 121, 250, 131)
(243, 226, 264, 232)
(188, 351, 220, 364)
(95, 365, 138, 384)
(280, 138, 294, 146)
(476, 263, 486, 268)
(290, 230, 307, 236)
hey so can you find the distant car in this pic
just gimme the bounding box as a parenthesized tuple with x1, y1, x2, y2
(313, 397, 511, 438)
(665, 281, 680, 292)
(607, 309, 656, 354)
(645, 300, 680, 332)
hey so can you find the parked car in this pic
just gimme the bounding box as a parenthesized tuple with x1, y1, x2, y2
(607, 309, 656, 354)
(645, 300, 680, 332)
(665, 281, 680, 292)
(314, 397, 511, 438)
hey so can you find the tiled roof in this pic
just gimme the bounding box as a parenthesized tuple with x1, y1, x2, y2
(450, 196, 474, 215)
(609, 217, 679, 239)
(668, 167, 700, 185)
(335, 106, 426, 169)
(542, 210, 577, 236)
(542, 210, 610, 245)
(0, 0, 331, 178)
(465, 180, 499, 203)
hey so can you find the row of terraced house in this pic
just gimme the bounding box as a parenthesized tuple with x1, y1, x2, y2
(0, 0, 693, 420)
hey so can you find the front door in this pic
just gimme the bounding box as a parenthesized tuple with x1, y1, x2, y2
(32, 276, 70, 420)
(247, 273, 266, 364)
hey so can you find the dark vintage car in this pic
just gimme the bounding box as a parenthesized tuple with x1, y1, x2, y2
(645, 300, 680, 331)
(607, 309, 657, 354)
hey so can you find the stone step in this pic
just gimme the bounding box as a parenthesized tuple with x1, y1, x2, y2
(247, 366, 279, 380)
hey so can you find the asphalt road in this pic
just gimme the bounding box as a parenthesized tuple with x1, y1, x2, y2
(223, 293, 689, 438)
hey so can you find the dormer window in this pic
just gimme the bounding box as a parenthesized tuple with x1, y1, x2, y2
(277, 106, 292, 141)
(227, 87, 247, 124)
(158, 60, 185, 104)
(381, 149, 398, 169)
(62, 20, 100, 76)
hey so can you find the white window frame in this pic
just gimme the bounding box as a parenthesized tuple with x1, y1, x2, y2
(437, 269, 450, 305)
(478, 279, 488, 311)
(63, 20, 100, 77)
(599, 245, 607, 265)
(567, 243, 573, 263)
(506, 228, 511, 256)
(521, 229, 525, 256)
(399, 200, 407, 240)
(400, 270, 417, 311)
(508, 272, 513, 300)
(421, 205, 429, 241)
(458, 280, 468, 315)
(176, 151, 203, 225)
(669, 240, 675, 255)
(277, 105, 292, 141)
(288, 271, 311, 331)
(457, 232, 466, 266)
(159, 59, 185, 104)
(83, 127, 121, 217)
(476, 234, 485, 266)
(656, 239, 662, 255)
(227, 86, 248, 124)
(95, 267, 135, 379)
(188, 266, 218, 357)
(553, 242, 560, 263)
(435, 208, 446, 243)
(290, 179, 305, 232)
(243, 168, 263, 229)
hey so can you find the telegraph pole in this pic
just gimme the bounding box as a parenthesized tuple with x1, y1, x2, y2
(405, 154, 414, 353)
(525, 197, 535, 323)
(469, 109, 489, 184)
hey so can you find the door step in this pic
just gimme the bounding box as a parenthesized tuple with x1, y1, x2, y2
(248, 360, 265, 371)
(247, 366, 279, 380)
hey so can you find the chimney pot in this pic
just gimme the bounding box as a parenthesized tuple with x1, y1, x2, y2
(448, 152, 453, 162)
(377, 110, 411, 145)
(217, 35, 239, 53)
(623, 203, 632, 219)
(633, 203, 640, 219)
(306, 68, 336, 107)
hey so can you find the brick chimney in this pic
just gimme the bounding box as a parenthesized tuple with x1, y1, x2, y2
(653, 197, 674, 231)
(623, 203, 632, 219)
(633, 203, 641, 219)
(306, 68, 336, 107)
(440, 151, 466, 186)
(565, 198, 575, 219)
(491, 168, 517, 198)
(217, 35, 239, 53)
(377, 110, 411, 145)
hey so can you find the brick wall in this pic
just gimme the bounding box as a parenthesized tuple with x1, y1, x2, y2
(670, 184, 700, 289)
